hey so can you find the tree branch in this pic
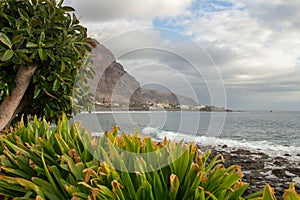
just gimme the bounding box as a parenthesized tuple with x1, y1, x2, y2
(0, 65, 37, 131)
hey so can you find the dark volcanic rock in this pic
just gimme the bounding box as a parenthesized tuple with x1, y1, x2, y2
(199, 145, 300, 199)
(272, 169, 286, 178)
(273, 157, 289, 166)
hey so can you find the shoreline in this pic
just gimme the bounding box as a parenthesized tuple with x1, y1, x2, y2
(94, 105, 233, 112)
(81, 109, 236, 113)
(199, 145, 300, 199)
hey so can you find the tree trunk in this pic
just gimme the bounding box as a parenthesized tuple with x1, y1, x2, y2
(0, 65, 37, 131)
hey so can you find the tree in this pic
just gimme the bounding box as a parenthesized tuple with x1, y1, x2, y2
(0, 0, 95, 131)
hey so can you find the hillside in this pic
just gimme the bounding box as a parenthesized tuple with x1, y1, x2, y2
(90, 43, 142, 105)
(141, 88, 197, 105)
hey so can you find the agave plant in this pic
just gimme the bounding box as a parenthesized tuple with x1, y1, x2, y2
(0, 115, 97, 199)
(0, 114, 299, 199)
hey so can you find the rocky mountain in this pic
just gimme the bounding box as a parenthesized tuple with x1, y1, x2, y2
(141, 88, 197, 105)
(95, 60, 142, 104)
(90, 44, 142, 105)
(90, 44, 197, 107)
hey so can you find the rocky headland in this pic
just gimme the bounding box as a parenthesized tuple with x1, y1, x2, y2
(90, 44, 230, 111)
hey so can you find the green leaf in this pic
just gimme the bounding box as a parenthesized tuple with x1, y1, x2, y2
(45, 39, 56, 48)
(26, 42, 38, 48)
(49, 166, 69, 198)
(60, 61, 65, 73)
(282, 185, 300, 200)
(219, 173, 240, 189)
(18, 8, 30, 22)
(31, 177, 54, 193)
(12, 54, 22, 64)
(38, 48, 45, 60)
(15, 178, 45, 198)
(1, 14, 16, 26)
(152, 170, 165, 200)
(62, 6, 75, 12)
(12, 35, 23, 44)
(0, 167, 31, 179)
(46, 50, 55, 61)
(205, 191, 219, 200)
(169, 174, 180, 199)
(0, 49, 14, 61)
(38, 32, 45, 44)
(72, 13, 79, 24)
(15, 49, 29, 54)
(55, 134, 70, 154)
(41, 152, 65, 199)
(228, 183, 249, 199)
(52, 79, 60, 91)
(0, 32, 12, 49)
(5, 87, 9, 96)
(34, 88, 41, 99)
(32, 178, 61, 200)
(15, 51, 33, 63)
(1, 27, 12, 33)
(96, 184, 115, 199)
(194, 187, 205, 200)
(262, 184, 276, 200)
(111, 180, 126, 200)
(0, 179, 28, 193)
(30, 19, 42, 26)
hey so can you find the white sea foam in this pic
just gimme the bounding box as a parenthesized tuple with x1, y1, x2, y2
(89, 125, 300, 162)
(141, 126, 300, 161)
(92, 132, 104, 137)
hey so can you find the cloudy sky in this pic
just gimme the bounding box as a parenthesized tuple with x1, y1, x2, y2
(65, 0, 300, 111)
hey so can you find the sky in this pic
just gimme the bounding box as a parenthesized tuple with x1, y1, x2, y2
(64, 0, 300, 111)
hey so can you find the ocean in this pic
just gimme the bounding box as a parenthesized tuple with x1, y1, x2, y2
(73, 110, 300, 160)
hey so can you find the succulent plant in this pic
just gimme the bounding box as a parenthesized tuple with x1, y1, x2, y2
(0, 114, 299, 199)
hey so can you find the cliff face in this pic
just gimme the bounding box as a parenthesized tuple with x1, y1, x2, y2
(91, 44, 196, 106)
(91, 44, 141, 105)
(95, 61, 142, 104)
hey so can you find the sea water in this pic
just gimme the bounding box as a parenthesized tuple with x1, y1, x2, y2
(74, 110, 300, 160)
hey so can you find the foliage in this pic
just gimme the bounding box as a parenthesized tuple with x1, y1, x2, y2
(0, 115, 299, 199)
(0, 0, 95, 123)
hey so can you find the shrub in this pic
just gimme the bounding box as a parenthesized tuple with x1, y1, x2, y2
(0, 0, 95, 130)
(0, 114, 299, 199)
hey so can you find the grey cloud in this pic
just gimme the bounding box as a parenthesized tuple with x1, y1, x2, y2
(245, 0, 300, 30)
(109, 27, 300, 110)
(109, 29, 238, 77)
(103, 27, 299, 109)
(226, 86, 300, 111)
(64, 0, 300, 110)
(64, 0, 192, 22)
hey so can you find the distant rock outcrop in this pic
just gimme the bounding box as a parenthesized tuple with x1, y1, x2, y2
(141, 88, 197, 105)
